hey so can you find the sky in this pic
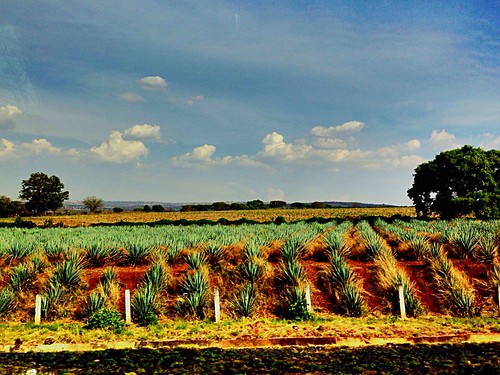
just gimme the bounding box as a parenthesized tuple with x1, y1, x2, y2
(0, 1, 499, 205)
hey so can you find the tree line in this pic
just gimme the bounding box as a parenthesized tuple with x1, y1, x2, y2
(1, 145, 499, 218)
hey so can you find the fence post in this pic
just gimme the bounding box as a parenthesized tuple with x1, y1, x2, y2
(498, 284, 500, 316)
(125, 289, 131, 324)
(398, 284, 407, 319)
(35, 294, 42, 324)
(305, 283, 312, 313)
(214, 288, 220, 323)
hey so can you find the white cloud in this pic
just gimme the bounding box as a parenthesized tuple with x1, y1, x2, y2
(171, 144, 231, 167)
(24, 139, 61, 155)
(314, 137, 347, 149)
(185, 95, 205, 106)
(311, 121, 365, 137)
(0, 105, 22, 130)
(0, 138, 63, 159)
(139, 76, 167, 90)
(124, 124, 161, 141)
(430, 129, 459, 150)
(171, 144, 262, 168)
(0, 138, 15, 158)
(405, 139, 421, 151)
(258, 132, 312, 161)
(119, 92, 145, 103)
(90, 131, 149, 163)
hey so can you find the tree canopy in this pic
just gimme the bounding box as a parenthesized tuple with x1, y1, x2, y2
(407, 145, 500, 219)
(19, 172, 69, 215)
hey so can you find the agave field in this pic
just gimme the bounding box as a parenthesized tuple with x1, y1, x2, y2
(0, 217, 499, 325)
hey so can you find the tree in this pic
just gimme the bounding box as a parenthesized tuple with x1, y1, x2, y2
(19, 172, 69, 215)
(407, 145, 500, 219)
(83, 196, 104, 213)
(246, 199, 265, 210)
(269, 200, 287, 208)
(0, 196, 26, 217)
(151, 204, 164, 212)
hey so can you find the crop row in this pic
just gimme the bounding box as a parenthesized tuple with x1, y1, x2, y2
(0, 219, 499, 326)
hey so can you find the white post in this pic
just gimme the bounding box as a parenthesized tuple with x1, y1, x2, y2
(125, 289, 131, 324)
(214, 288, 220, 323)
(305, 283, 312, 312)
(35, 294, 42, 324)
(497, 284, 500, 316)
(398, 284, 407, 319)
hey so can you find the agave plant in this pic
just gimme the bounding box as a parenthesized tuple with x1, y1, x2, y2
(280, 260, 307, 287)
(0, 288, 16, 317)
(407, 235, 430, 260)
(125, 240, 152, 265)
(85, 242, 120, 266)
(181, 270, 209, 295)
(8, 263, 34, 293)
(203, 241, 226, 266)
(131, 284, 159, 326)
(50, 258, 84, 290)
(231, 282, 257, 318)
(450, 227, 481, 259)
(82, 291, 107, 317)
(323, 232, 351, 258)
(327, 252, 365, 317)
(100, 267, 119, 294)
(428, 248, 478, 317)
(244, 241, 264, 260)
(185, 251, 207, 270)
(41, 282, 64, 319)
(140, 262, 168, 295)
(180, 270, 209, 319)
(476, 237, 498, 262)
(280, 237, 308, 263)
(242, 260, 264, 284)
(5, 241, 36, 262)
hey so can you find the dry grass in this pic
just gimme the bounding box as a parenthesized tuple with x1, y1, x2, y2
(0, 207, 416, 227)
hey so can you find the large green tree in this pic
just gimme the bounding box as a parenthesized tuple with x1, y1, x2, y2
(19, 172, 69, 215)
(407, 145, 500, 219)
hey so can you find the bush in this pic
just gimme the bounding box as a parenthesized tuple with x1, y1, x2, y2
(86, 308, 125, 333)
(113, 207, 124, 213)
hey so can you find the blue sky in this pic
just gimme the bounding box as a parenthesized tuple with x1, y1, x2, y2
(0, 1, 498, 205)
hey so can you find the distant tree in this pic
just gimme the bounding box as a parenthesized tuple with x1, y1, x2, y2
(269, 200, 287, 208)
(0, 196, 26, 217)
(290, 202, 306, 209)
(230, 202, 247, 210)
(246, 199, 265, 210)
(407, 145, 500, 218)
(82, 196, 104, 213)
(113, 207, 124, 213)
(151, 204, 164, 212)
(143, 204, 151, 212)
(310, 201, 327, 209)
(19, 172, 69, 215)
(212, 202, 229, 211)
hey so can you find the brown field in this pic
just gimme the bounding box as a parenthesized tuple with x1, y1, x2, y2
(0, 206, 416, 227)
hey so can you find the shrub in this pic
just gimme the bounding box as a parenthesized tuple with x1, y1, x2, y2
(86, 308, 124, 332)
(284, 286, 312, 321)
